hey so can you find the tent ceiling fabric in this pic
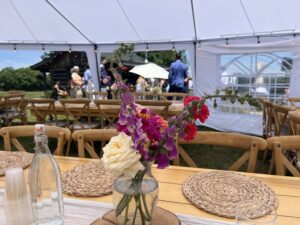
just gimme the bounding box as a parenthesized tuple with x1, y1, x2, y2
(1, 0, 300, 45)
(0, 0, 89, 44)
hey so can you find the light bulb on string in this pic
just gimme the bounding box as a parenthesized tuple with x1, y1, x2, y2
(292, 33, 296, 46)
(94, 45, 98, 53)
(42, 44, 45, 53)
(13, 44, 17, 52)
(225, 39, 229, 48)
(69, 45, 72, 53)
(257, 36, 260, 44)
(172, 43, 176, 52)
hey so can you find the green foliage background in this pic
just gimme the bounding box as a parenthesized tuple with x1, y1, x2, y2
(0, 67, 50, 91)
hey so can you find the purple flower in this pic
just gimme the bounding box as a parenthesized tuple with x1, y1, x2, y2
(156, 153, 169, 169)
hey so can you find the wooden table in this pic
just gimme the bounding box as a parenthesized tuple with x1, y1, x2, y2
(28, 100, 184, 121)
(1, 156, 300, 224)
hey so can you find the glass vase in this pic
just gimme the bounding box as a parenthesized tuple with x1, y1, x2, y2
(113, 163, 159, 225)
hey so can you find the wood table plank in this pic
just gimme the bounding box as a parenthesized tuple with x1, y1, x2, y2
(1, 156, 300, 224)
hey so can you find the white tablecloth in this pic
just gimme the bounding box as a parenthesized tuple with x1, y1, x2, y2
(0, 190, 233, 225)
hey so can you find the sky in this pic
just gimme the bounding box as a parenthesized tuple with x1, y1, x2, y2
(0, 50, 43, 70)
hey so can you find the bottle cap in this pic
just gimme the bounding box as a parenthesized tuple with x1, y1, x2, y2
(34, 124, 47, 145)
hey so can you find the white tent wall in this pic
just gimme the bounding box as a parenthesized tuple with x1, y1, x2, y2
(196, 37, 300, 135)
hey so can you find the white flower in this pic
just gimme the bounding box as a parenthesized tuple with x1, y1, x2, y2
(102, 132, 144, 177)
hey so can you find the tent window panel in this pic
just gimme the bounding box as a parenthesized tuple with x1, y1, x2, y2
(220, 52, 292, 115)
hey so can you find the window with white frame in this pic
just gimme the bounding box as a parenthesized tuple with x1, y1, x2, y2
(220, 52, 292, 114)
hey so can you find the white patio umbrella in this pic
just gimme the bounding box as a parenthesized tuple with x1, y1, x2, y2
(129, 63, 168, 79)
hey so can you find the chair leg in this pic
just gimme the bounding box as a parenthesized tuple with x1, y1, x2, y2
(66, 139, 71, 156)
(268, 153, 275, 174)
(262, 149, 269, 162)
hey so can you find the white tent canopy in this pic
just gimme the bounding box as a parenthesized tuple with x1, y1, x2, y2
(2, 0, 300, 135)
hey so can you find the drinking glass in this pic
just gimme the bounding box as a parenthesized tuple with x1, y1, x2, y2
(235, 200, 277, 225)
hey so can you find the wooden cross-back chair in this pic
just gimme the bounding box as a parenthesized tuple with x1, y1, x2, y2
(0, 125, 71, 156)
(261, 100, 275, 138)
(288, 112, 300, 135)
(0, 93, 28, 126)
(94, 99, 121, 128)
(135, 100, 171, 118)
(59, 98, 100, 131)
(175, 131, 267, 173)
(288, 97, 300, 106)
(159, 92, 187, 101)
(72, 129, 119, 158)
(267, 136, 300, 176)
(267, 104, 295, 174)
(272, 104, 294, 136)
(30, 98, 66, 127)
(92, 91, 108, 100)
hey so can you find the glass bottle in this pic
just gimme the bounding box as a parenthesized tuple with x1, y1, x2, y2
(113, 162, 159, 225)
(29, 124, 64, 225)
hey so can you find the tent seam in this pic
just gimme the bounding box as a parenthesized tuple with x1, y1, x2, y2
(9, 0, 38, 41)
(239, 0, 256, 34)
(115, 0, 142, 41)
(45, 0, 94, 44)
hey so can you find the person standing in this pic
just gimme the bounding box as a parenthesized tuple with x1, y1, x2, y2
(70, 66, 83, 98)
(83, 64, 94, 97)
(168, 53, 189, 93)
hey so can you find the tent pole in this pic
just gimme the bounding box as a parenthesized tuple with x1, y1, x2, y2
(94, 45, 101, 90)
(190, 0, 198, 86)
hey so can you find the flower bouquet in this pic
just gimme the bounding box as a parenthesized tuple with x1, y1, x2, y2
(102, 82, 209, 225)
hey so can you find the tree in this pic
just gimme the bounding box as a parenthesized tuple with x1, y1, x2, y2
(0, 67, 49, 91)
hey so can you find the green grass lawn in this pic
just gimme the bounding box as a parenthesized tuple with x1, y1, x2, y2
(0, 91, 270, 174)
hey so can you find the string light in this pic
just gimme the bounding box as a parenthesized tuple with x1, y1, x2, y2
(94, 45, 98, 53)
(69, 45, 72, 53)
(172, 43, 176, 52)
(225, 38, 229, 48)
(42, 44, 45, 53)
(257, 36, 260, 44)
(292, 33, 296, 46)
(13, 44, 17, 52)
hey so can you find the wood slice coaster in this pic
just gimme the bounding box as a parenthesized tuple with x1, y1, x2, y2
(0, 151, 33, 176)
(90, 207, 181, 225)
(62, 161, 114, 197)
(182, 171, 278, 219)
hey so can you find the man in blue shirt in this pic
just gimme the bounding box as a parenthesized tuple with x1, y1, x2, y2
(168, 53, 189, 93)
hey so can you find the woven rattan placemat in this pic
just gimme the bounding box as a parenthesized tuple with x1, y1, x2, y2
(0, 151, 33, 176)
(62, 161, 114, 197)
(182, 170, 278, 219)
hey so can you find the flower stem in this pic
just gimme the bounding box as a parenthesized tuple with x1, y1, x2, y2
(132, 196, 139, 225)
(138, 196, 146, 225)
(123, 202, 130, 225)
(141, 194, 151, 221)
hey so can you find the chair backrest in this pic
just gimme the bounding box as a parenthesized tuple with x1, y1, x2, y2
(159, 92, 187, 101)
(261, 100, 274, 137)
(267, 136, 300, 176)
(30, 98, 55, 123)
(177, 131, 267, 172)
(72, 129, 119, 158)
(8, 90, 26, 95)
(288, 112, 300, 135)
(0, 125, 71, 156)
(135, 100, 171, 118)
(59, 98, 91, 130)
(272, 104, 293, 136)
(93, 91, 108, 100)
(94, 99, 121, 128)
(288, 97, 300, 106)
